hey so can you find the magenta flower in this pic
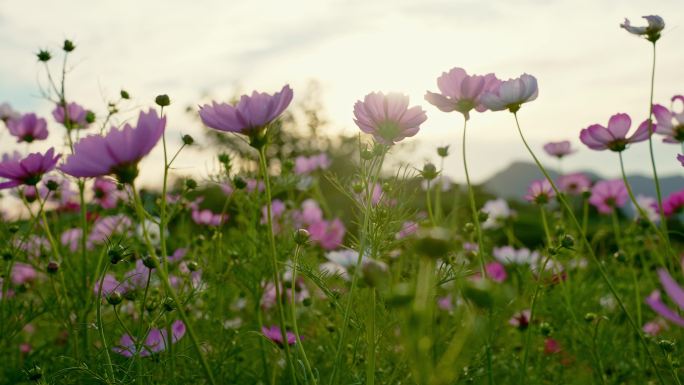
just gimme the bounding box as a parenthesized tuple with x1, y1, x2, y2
(543, 140, 575, 158)
(113, 320, 186, 357)
(7, 113, 48, 143)
(192, 209, 227, 226)
(93, 177, 123, 209)
(557, 173, 591, 195)
(52, 102, 91, 129)
(0, 148, 60, 189)
(262, 325, 296, 347)
(11, 263, 38, 285)
(309, 218, 346, 250)
(588, 180, 628, 214)
(661, 189, 684, 217)
(424, 67, 498, 120)
(481, 74, 538, 112)
(652, 104, 684, 143)
(485, 262, 507, 283)
(645, 269, 684, 327)
(579, 113, 651, 151)
(61, 228, 84, 252)
(60, 110, 165, 183)
(353, 92, 427, 145)
(621, 15, 665, 41)
(199, 85, 293, 139)
(524, 179, 555, 204)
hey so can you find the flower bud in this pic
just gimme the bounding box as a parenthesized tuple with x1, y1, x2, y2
(293, 229, 310, 245)
(108, 244, 127, 265)
(658, 339, 675, 353)
(155, 94, 171, 107)
(120, 90, 130, 99)
(560, 234, 575, 249)
(539, 322, 553, 337)
(62, 40, 76, 52)
(463, 223, 475, 234)
(2, 251, 13, 261)
(107, 291, 123, 306)
(282, 159, 294, 173)
(360, 149, 374, 160)
(233, 176, 247, 190)
(372, 143, 385, 156)
(142, 255, 158, 269)
(85, 110, 96, 124)
(414, 227, 451, 258)
(613, 251, 627, 263)
(302, 297, 312, 307)
(185, 178, 198, 190)
(352, 183, 364, 194)
(187, 261, 199, 272)
(421, 163, 438, 181)
(477, 211, 489, 222)
(26, 365, 42, 381)
(437, 146, 450, 157)
(45, 180, 60, 191)
(8, 225, 19, 234)
(47, 261, 59, 274)
(36, 50, 51, 62)
(182, 134, 194, 145)
(162, 297, 176, 312)
(584, 312, 597, 323)
(385, 283, 413, 307)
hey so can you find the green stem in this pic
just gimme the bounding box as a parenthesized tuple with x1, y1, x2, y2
(513, 111, 667, 385)
(290, 244, 317, 384)
(96, 264, 115, 382)
(130, 183, 217, 385)
(426, 180, 436, 226)
(367, 287, 376, 385)
(462, 120, 486, 276)
(329, 147, 386, 385)
(257, 147, 298, 385)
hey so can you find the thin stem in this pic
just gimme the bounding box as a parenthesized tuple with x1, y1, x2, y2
(130, 183, 217, 385)
(290, 244, 317, 384)
(329, 148, 386, 385)
(257, 147, 298, 385)
(426, 180, 436, 226)
(462, 120, 486, 276)
(367, 287, 376, 385)
(96, 264, 115, 382)
(513, 111, 667, 385)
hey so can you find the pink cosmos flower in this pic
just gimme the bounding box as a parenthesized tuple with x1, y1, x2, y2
(309, 218, 346, 250)
(192, 209, 227, 226)
(353, 92, 427, 145)
(61, 228, 84, 252)
(262, 325, 296, 346)
(6, 113, 48, 143)
(246, 179, 265, 193)
(481, 74, 538, 112)
(294, 153, 331, 175)
(52, 102, 91, 129)
(621, 15, 665, 41)
(645, 269, 684, 327)
(678, 154, 684, 167)
(643, 319, 668, 336)
(579, 113, 651, 152)
(93, 177, 123, 209)
(661, 189, 684, 217)
(11, 263, 38, 285)
(543, 140, 575, 158)
(60, 110, 166, 183)
(88, 215, 132, 245)
(589, 180, 628, 214)
(524, 179, 555, 204)
(485, 262, 507, 283)
(292, 199, 323, 226)
(395, 221, 418, 240)
(652, 104, 684, 143)
(199, 85, 293, 137)
(113, 320, 186, 357)
(437, 295, 453, 312)
(0, 148, 60, 189)
(260, 199, 286, 224)
(424, 67, 498, 120)
(544, 338, 562, 355)
(509, 309, 531, 330)
(557, 173, 591, 195)
(94, 274, 122, 297)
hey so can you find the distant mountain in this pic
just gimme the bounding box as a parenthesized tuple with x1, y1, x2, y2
(482, 161, 684, 200)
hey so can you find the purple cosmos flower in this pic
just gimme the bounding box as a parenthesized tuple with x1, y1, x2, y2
(11, 263, 38, 285)
(588, 179, 628, 214)
(262, 325, 296, 347)
(481, 74, 538, 112)
(579, 113, 651, 151)
(661, 189, 684, 217)
(395, 221, 418, 240)
(94, 274, 122, 297)
(199, 85, 293, 139)
(52, 102, 91, 129)
(557, 173, 592, 195)
(678, 154, 684, 167)
(60, 109, 165, 183)
(652, 104, 684, 143)
(192, 209, 227, 226)
(543, 140, 575, 158)
(294, 153, 331, 175)
(113, 320, 186, 357)
(6, 113, 49, 143)
(61, 228, 84, 252)
(621, 15, 665, 41)
(645, 269, 684, 327)
(93, 177, 123, 209)
(524, 179, 555, 204)
(0, 148, 60, 189)
(88, 215, 132, 245)
(308, 218, 346, 250)
(353, 92, 427, 145)
(424, 67, 498, 120)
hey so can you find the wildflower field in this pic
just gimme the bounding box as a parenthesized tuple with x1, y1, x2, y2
(2, 11, 684, 385)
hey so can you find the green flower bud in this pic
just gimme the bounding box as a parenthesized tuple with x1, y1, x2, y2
(26, 365, 42, 381)
(163, 297, 176, 312)
(36, 50, 51, 62)
(142, 255, 158, 269)
(185, 178, 198, 190)
(422, 163, 438, 181)
(182, 134, 194, 145)
(85, 110, 96, 124)
(45, 180, 60, 191)
(560, 234, 575, 249)
(155, 94, 171, 107)
(62, 40, 76, 52)
(233, 176, 246, 190)
(539, 322, 553, 337)
(437, 146, 450, 157)
(187, 261, 199, 272)
(107, 291, 123, 306)
(584, 312, 597, 323)
(120, 90, 130, 99)
(360, 149, 374, 160)
(294, 229, 310, 245)
(658, 339, 676, 353)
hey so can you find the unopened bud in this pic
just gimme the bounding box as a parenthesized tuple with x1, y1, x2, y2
(47, 261, 59, 274)
(182, 134, 194, 145)
(107, 291, 123, 306)
(294, 229, 310, 245)
(155, 94, 171, 107)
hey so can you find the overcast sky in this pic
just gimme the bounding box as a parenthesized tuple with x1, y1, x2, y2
(1, 0, 683, 189)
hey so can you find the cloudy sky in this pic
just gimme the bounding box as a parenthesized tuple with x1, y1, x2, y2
(1, 0, 683, 189)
